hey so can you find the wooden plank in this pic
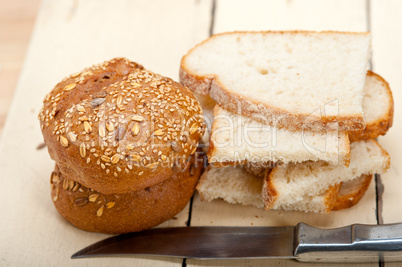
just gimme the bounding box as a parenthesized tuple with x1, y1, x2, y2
(213, 0, 368, 33)
(370, 0, 402, 226)
(0, 0, 41, 137)
(370, 4, 402, 267)
(188, 0, 378, 266)
(0, 0, 212, 266)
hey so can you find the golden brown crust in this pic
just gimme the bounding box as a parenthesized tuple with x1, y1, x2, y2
(39, 58, 204, 194)
(332, 174, 373, 211)
(262, 168, 279, 210)
(179, 66, 214, 96)
(323, 183, 342, 212)
(50, 154, 203, 234)
(348, 71, 394, 142)
(209, 78, 365, 131)
(180, 31, 368, 132)
(262, 169, 374, 213)
(210, 160, 276, 169)
(343, 134, 351, 167)
(209, 157, 350, 173)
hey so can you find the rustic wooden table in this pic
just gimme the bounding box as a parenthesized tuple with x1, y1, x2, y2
(0, 0, 401, 266)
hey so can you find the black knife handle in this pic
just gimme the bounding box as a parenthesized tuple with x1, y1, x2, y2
(294, 222, 402, 262)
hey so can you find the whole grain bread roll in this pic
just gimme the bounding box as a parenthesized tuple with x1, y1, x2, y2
(50, 153, 203, 234)
(39, 58, 204, 194)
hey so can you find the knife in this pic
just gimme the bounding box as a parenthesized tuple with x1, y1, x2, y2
(72, 222, 402, 262)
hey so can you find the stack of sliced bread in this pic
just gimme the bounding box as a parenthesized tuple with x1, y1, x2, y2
(180, 31, 393, 213)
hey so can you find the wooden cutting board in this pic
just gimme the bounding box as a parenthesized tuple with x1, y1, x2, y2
(0, 0, 400, 266)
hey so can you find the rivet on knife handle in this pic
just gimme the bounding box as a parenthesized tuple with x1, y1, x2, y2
(294, 222, 402, 262)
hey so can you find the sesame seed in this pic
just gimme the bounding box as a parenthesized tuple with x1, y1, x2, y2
(96, 206, 104, 217)
(67, 132, 77, 142)
(117, 95, 123, 106)
(80, 143, 86, 158)
(99, 125, 106, 137)
(106, 202, 115, 209)
(153, 129, 164, 136)
(130, 154, 141, 162)
(83, 121, 92, 133)
(89, 194, 99, 202)
(132, 123, 140, 136)
(190, 123, 198, 134)
(60, 136, 69, 147)
(101, 155, 111, 162)
(64, 83, 76, 91)
(126, 143, 135, 150)
(111, 154, 120, 164)
(131, 82, 141, 87)
(146, 162, 159, 169)
(106, 121, 115, 132)
(76, 105, 86, 112)
(131, 115, 144, 122)
(72, 183, 80, 192)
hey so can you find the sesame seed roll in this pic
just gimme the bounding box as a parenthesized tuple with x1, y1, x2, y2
(39, 58, 205, 194)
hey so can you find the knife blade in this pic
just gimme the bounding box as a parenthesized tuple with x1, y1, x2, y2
(72, 222, 402, 262)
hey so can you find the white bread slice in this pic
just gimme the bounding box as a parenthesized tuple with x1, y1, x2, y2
(204, 71, 393, 167)
(196, 166, 265, 208)
(208, 105, 350, 166)
(180, 31, 371, 131)
(196, 165, 372, 212)
(194, 71, 393, 146)
(349, 71, 394, 141)
(263, 139, 390, 212)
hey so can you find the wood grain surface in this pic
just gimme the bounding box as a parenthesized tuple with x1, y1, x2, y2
(0, 0, 41, 137)
(0, 0, 400, 266)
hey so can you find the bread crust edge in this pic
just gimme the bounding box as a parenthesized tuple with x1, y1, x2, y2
(349, 71, 394, 142)
(180, 31, 369, 132)
(332, 174, 373, 211)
